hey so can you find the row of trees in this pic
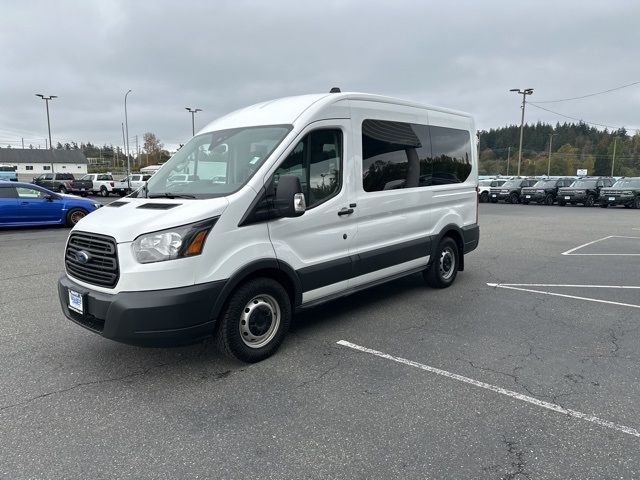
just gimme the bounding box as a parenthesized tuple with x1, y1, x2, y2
(478, 122, 640, 177)
(1, 133, 172, 168)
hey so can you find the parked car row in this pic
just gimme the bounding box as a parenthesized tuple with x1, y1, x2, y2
(32, 172, 153, 197)
(481, 175, 640, 208)
(0, 181, 101, 227)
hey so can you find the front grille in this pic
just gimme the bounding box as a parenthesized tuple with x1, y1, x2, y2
(65, 232, 119, 288)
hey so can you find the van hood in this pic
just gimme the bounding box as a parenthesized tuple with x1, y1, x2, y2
(72, 197, 229, 243)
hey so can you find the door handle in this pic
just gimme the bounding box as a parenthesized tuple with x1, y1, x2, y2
(338, 207, 354, 216)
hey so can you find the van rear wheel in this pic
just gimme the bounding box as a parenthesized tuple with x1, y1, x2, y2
(216, 278, 291, 363)
(424, 237, 459, 289)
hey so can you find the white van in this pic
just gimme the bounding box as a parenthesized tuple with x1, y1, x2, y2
(58, 91, 479, 362)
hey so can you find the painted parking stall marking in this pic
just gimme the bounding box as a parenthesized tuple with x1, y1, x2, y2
(562, 235, 640, 256)
(487, 283, 640, 310)
(337, 340, 640, 438)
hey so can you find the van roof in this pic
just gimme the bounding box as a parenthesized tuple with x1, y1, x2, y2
(199, 92, 473, 133)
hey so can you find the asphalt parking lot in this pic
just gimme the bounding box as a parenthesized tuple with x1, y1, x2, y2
(1, 204, 640, 479)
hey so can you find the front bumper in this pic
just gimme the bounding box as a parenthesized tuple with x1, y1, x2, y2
(521, 192, 545, 202)
(58, 275, 226, 346)
(560, 193, 587, 203)
(600, 195, 634, 206)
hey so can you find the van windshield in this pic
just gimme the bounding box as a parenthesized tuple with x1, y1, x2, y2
(142, 125, 292, 199)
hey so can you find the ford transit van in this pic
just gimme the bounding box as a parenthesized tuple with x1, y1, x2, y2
(58, 91, 479, 362)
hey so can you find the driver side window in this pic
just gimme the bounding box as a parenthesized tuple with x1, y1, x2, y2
(273, 129, 342, 209)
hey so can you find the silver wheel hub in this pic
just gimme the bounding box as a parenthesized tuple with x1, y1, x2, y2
(439, 247, 455, 280)
(239, 294, 281, 349)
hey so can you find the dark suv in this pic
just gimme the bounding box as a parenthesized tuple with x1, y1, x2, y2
(599, 177, 640, 209)
(520, 178, 575, 205)
(489, 178, 537, 204)
(557, 177, 615, 207)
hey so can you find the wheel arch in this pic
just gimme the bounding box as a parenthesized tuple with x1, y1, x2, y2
(210, 259, 302, 321)
(433, 224, 465, 272)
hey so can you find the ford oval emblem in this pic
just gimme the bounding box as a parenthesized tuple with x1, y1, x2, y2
(76, 250, 91, 264)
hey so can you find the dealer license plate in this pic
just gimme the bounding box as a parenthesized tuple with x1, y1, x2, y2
(68, 289, 83, 314)
(492, 194, 496, 197)
(525, 195, 531, 199)
(564, 196, 570, 200)
(609, 197, 615, 201)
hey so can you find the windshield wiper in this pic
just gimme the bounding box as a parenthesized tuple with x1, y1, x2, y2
(148, 192, 197, 199)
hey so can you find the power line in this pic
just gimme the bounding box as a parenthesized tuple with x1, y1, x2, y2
(533, 80, 640, 103)
(528, 103, 638, 133)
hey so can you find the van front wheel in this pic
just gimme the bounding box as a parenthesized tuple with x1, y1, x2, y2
(424, 237, 459, 289)
(217, 278, 291, 363)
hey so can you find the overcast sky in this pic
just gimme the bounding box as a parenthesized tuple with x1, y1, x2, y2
(1, 0, 639, 151)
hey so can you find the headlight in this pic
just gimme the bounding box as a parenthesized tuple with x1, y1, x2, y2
(536, 190, 544, 193)
(132, 217, 218, 264)
(623, 191, 633, 195)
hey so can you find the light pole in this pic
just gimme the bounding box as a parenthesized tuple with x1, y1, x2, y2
(185, 107, 202, 136)
(124, 90, 132, 192)
(547, 133, 557, 176)
(36, 93, 57, 173)
(611, 136, 619, 177)
(510, 88, 534, 176)
(506, 146, 511, 176)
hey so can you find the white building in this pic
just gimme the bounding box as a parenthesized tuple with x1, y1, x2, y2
(0, 148, 89, 176)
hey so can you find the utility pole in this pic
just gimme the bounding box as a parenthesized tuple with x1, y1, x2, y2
(506, 146, 511, 176)
(185, 107, 202, 136)
(510, 88, 534, 176)
(121, 123, 127, 171)
(124, 90, 132, 192)
(21, 138, 24, 149)
(547, 133, 557, 176)
(611, 136, 619, 177)
(135, 135, 139, 167)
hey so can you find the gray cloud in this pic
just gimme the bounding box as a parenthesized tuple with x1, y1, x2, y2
(1, 0, 638, 151)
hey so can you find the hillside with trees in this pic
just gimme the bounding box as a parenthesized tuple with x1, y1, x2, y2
(478, 122, 640, 177)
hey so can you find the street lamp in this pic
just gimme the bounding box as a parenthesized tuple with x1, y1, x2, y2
(35, 93, 57, 172)
(547, 132, 558, 176)
(124, 90, 132, 192)
(510, 88, 534, 176)
(185, 107, 202, 136)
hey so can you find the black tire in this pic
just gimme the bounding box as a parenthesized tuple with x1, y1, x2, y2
(216, 278, 291, 363)
(509, 192, 519, 204)
(100, 186, 109, 197)
(544, 194, 554, 205)
(480, 192, 489, 203)
(424, 237, 459, 289)
(600, 203, 608, 208)
(585, 195, 595, 207)
(59, 186, 68, 194)
(66, 208, 87, 227)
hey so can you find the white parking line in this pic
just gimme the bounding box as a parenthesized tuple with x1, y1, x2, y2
(562, 235, 640, 256)
(491, 283, 640, 289)
(487, 283, 640, 310)
(337, 340, 640, 438)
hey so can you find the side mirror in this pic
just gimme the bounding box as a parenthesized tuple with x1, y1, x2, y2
(44, 194, 55, 201)
(273, 175, 305, 218)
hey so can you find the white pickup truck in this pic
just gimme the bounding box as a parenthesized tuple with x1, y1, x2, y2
(79, 174, 116, 197)
(112, 174, 153, 196)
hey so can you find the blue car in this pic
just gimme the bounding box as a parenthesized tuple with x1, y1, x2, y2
(0, 181, 101, 228)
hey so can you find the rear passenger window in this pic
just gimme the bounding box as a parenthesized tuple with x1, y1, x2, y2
(274, 129, 342, 208)
(361, 120, 472, 192)
(0, 187, 16, 198)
